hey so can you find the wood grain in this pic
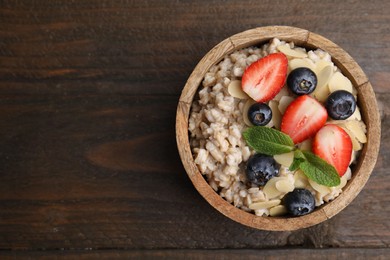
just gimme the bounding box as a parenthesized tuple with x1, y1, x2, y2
(0, 249, 389, 259)
(0, 0, 389, 256)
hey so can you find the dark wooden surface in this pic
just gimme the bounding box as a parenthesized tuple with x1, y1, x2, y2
(0, 0, 389, 258)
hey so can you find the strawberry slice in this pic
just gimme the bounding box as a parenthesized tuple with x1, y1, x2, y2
(241, 52, 288, 102)
(281, 95, 327, 144)
(312, 124, 353, 176)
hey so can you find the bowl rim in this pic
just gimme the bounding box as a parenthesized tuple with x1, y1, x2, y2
(176, 26, 381, 231)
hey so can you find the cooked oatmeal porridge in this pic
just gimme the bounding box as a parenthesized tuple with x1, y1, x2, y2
(188, 38, 367, 217)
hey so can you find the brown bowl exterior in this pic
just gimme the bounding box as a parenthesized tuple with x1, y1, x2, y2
(176, 26, 381, 231)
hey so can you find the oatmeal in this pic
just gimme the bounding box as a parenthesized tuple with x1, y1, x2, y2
(189, 38, 366, 217)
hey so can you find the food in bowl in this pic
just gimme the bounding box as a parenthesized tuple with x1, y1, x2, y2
(188, 38, 367, 217)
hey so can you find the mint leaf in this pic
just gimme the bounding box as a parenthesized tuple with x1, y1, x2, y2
(299, 151, 341, 187)
(243, 126, 295, 156)
(289, 150, 306, 171)
(289, 159, 302, 171)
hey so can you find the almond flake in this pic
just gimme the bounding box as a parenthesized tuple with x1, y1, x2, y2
(269, 205, 288, 216)
(328, 71, 353, 93)
(249, 199, 281, 210)
(277, 45, 308, 58)
(228, 80, 249, 99)
(275, 179, 294, 193)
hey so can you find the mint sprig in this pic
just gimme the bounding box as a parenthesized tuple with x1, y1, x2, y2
(243, 127, 294, 155)
(243, 126, 341, 187)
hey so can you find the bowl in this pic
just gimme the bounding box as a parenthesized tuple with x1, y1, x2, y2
(176, 26, 381, 231)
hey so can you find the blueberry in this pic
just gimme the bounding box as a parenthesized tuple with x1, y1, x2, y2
(284, 188, 315, 216)
(287, 68, 317, 95)
(325, 90, 356, 120)
(245, 154, 280, 186)
(247, 103, 272, 126)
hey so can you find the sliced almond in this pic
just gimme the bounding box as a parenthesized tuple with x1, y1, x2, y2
(341, 126, 363, 151)
(344, 166, 352, 180)
(312, 84, 330, 103)
(265, 119, 275, 128)
(343, 120, 367, 143)
(328, 71, 353, 93)
(316, 65, 333, 89)
(275, 179, 294, 193)
(298, 138, 313, 151)
(293, 47, 308, 54)
(277, 45, 308, 58)
(228, 80, 249, 99)
(249, 199, 281, 210)
(254, 209, 269, 216)
(349, 131, 363, 151)
(269, 100, 281, 129)
(274, 151, 294, 167)
(315, 60, 333, 74)
(294, 170, 309, 189)
(274, 86, 290, 101)
(243, 99, 256, 126)
(265, 107, 275, 128)
(289, 58, 316, 71)
(350, 151, 356, 165)
(269, 205, 288, 216)
(347, 106, 362, 121)
(278, 96, 295, 114)
(250, 190, 266, 202)
(263, 177, 284, 199)
(311, 65, 333, 102)
(308, 178, 331, 196)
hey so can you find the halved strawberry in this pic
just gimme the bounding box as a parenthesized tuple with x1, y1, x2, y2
(281, 95, 327, 144)
(241, 52, 288, 102)
(312, 124, 353, 176)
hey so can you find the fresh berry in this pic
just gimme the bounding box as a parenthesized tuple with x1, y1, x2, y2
(281, 95, 328, 144)
(284, 188, 315, 216)
(287, 67, 317, 95)
(247, 103, 272, 126)
(325, 90, 357, 120)
(312, 124, 353, 176)
(241, 53, 288, 102)
(246, 154, 280, 186)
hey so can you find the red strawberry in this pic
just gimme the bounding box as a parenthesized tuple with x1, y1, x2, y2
(281, 95, 327, 144)
(312, 124, 353, 176)
(241, 53, 288, 102)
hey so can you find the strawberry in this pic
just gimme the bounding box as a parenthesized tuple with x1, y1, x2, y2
(241, 53, 288, 102)
(281, 95, 327, 144)
(312, 124, 353, 176)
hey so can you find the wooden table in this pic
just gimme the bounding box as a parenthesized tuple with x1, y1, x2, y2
(0, 0, 389, 258)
